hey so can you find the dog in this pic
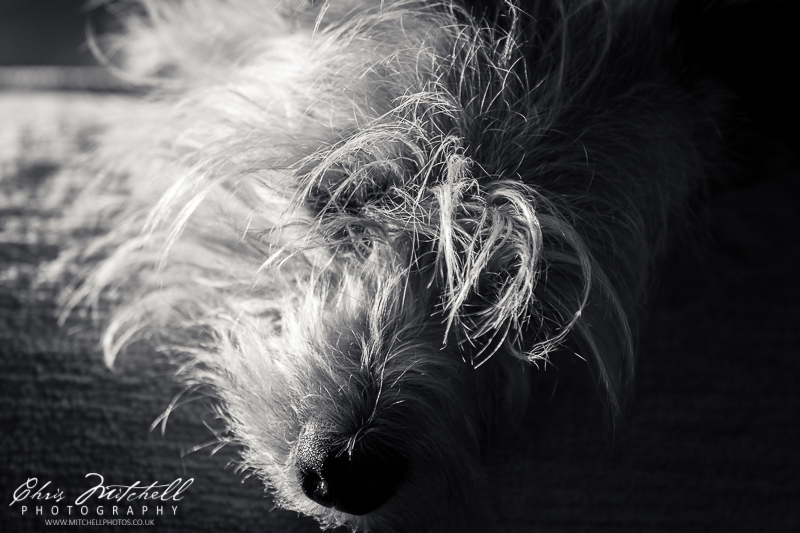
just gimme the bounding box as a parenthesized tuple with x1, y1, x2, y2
(56, 0, 727, 531)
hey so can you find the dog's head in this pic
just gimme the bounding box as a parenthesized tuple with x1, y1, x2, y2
(67, 0, 713, 530)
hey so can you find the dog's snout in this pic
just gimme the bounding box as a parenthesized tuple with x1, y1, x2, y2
(295, 424, 406, 515)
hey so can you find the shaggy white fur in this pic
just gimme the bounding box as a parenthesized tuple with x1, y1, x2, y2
(57, 0, 724, 531)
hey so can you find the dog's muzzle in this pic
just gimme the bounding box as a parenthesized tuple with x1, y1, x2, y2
(295, 423, 407, 515)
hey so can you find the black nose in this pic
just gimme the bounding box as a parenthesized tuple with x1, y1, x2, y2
(295, 425, 406, 515)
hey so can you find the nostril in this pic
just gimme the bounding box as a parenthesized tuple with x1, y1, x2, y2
(295, 425, 406, 515)
(299, 468, 334, 508)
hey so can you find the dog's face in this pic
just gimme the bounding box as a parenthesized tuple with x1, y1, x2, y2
(190, 14, 549, 522)
(69, 0, 716, 530)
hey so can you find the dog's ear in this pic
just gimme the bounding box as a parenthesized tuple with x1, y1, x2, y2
(96, 0, 392, 85)
(91, 0, 292, 83)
